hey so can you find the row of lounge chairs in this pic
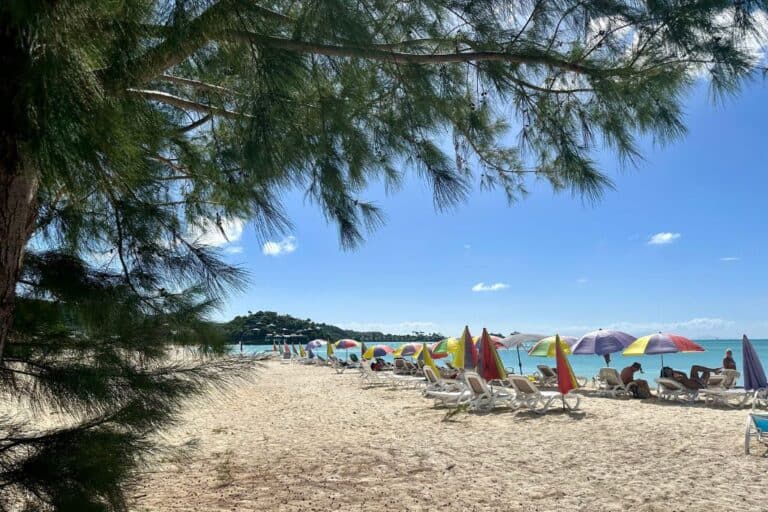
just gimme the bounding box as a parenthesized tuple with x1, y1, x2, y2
(421, 366, 580, 414)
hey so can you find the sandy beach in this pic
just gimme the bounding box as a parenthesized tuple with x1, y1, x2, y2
(130, 361, 767, 511)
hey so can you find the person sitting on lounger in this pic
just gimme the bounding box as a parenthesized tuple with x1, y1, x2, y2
(370, 359, 383, 371)
(661, 366, 707, 389)
(621, 362, 651, 398)
(620, 362, 643, 385)
(723, 348, 737, 371)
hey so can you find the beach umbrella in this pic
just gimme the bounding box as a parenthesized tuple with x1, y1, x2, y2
(283, 339, 290, 355)
(572, 329, 636, 356)
(501, 333, 546, 374)
(272, 339, 277, 352)
(364, 344, 395, 359)
(477, 328, 507, 382)
(335, 339, 359, 349)
(472, 335, 504, 348)
(555, 334, 579, 405)
(528, 336, 579, 357)
(326, 340, 334, 358)
(361, 341, 367, 359)
(417, 342, 440, 374)
(335, 338, 359, 360)
(291, 343, 299, 355)
(306, 339, 327, 350)
(453, 326, 478, 370)
(743, 335, 767, 391)
(394, 342, 421, 357)
(430, 338, 458, 360)
(622, 332, 704, 366)
(299, 345, 307, 358)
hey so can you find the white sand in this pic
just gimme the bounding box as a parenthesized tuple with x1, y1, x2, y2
(131, 361, 768, 511)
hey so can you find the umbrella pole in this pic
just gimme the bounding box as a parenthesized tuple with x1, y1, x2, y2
(517, 346, 523, 375)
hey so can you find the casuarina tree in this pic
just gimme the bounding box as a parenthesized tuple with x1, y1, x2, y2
(1, 1, 766, 510)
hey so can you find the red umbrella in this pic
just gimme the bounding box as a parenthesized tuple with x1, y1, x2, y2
(477, 328, 507, 382)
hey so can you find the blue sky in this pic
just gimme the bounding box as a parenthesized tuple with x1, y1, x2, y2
(213, 80, 768, 339)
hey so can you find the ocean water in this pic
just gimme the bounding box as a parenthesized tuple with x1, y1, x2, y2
(235, 339, 768, 386)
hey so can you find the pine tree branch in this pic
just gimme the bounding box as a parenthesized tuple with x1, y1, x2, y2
(223, 32, 601, 75)
(126, 89, 249, 119)
(158, 75, 236, 95)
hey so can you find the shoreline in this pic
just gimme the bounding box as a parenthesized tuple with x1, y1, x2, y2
(131, 361, 767, 511)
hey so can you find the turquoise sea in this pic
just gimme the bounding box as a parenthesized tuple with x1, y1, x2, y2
(234, 339, 768, 386)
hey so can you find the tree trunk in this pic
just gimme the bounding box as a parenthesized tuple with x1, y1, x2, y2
(0, 10, 37, 361)
(0, 167, 37, 361)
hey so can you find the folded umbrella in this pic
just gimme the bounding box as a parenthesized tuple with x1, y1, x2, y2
(477, 328, 507, 382)
(743, 335, 767, 391)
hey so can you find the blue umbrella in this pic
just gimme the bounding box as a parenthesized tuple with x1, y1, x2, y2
(572, 329, 637, 356)
(742, 335, 767, 390)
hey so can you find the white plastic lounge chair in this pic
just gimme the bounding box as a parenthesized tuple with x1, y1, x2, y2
(535, 365, 558, 387)
(654, 378, 698, 403)
(463, 372, 515, 412)
(745, 413, 768, 454)
(506, 375, 580, 414)
(424, 378, 472, 407)
(359, 362, 392, 387)
(700, 388, 751, 408)
(423, 366, 463, 394)
(595, 367, 635, 398)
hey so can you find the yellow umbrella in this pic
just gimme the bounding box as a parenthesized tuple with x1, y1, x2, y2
(452, 326, 477, 370)
(326, 341, 334, 358)
(418, 342, 439, 374)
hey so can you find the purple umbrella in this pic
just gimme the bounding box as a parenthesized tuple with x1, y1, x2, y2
(742, 335, 767, 390)
(572, 329, 637, 356)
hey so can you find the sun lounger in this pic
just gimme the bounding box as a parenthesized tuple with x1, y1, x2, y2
(506, 375, 580, 413)
(595, 367, 635, 398)
(463, 372, 515, 412)
(423, 366, 463, 393)
(359, 362, 393, 387)
(745, 413, 768, 454)
(534, 365, 558, 387)
(654, 378, 698, 403)
(696, 370, 751, 407)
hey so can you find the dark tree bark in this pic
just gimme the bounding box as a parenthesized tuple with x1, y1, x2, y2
(0, 15, 38, 360)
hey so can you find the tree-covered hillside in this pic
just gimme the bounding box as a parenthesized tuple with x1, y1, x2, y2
(223, 311, 444, 343)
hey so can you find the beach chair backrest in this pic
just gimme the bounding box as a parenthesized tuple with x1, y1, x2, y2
(601, 368, 622, 387)
(751, 413, 768, 434)
(657, 378, 683, 391)
(537, 365, 556, 378)
(423, 366, 438, 384)
(464, 372, 489, 396)
(509, 375, 539, 396)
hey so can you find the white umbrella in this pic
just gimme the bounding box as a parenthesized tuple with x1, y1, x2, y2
(501, 333, 546, 374)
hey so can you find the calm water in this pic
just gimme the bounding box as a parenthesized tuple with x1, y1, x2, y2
(235, 339, 768, 386)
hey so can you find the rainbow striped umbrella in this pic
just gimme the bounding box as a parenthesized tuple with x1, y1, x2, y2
(472, 335, 505, 348)
(394, 342, 421, 357)
(430, 338, 458, 360)
(335, 339, 359, 349)
(623, 333, 704, 366)
(528, 336, 578, 357)
(364, 344, 394, 359)
(477, 328, 507, 382)
(306, 339, 328, 349)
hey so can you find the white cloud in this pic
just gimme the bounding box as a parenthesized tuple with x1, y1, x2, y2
(576, 277, 589, 284)
(262, 236, 297, 256)
(224, 246, 244, 254)
(720, 256, 740, 262)
(648, 232, 681, 245)
(188, 217, 244, 247)
(464, 244, 471, 250)
(472, 282, 509, 292)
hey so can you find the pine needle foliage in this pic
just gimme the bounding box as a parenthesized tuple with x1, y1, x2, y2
(0, 1, 766, 510)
